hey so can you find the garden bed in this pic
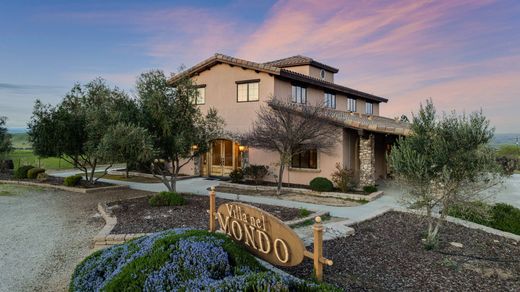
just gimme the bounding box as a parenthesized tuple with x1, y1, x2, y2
(282, 211, 520, 291)
(108, 194, 305, 234)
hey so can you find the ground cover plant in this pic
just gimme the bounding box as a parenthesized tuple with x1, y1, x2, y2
(70, 229, 337, 291)
(64, 175, 83, 187)
(447, 201, 520, 235)
(148, 191, 185, 207)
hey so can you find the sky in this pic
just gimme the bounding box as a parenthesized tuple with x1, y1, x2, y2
(0, 0, 519, 133)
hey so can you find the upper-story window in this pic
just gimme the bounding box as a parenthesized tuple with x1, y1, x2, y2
(347, 98, 357, 112)
(292, 85, 307, 104)
(191, 85, 205, 105)
(365, 102, 373, 115)
(320, 69, 325, 80)
(324, 92, 336, 109)
(236, 80, 259, 102)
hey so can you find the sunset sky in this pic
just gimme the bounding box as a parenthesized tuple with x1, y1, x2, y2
(1, 0, 519, 133)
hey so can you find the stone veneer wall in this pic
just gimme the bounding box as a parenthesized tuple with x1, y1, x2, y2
(359, 134, 375, 187)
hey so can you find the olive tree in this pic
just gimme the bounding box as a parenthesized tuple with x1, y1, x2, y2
(28, 78, 135, 183)
(98, 123, 155, 178)
(389, 100, 503, 248)
(242, 99, 339, 195)
(137, 70, 223, 192)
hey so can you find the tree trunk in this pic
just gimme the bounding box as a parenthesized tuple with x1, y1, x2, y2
(125, 163, 129, 178)
(277, 161, 285, 196)
(89, 159, 97, 184)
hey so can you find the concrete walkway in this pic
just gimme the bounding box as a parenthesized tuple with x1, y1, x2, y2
(52, 169, 520, 222)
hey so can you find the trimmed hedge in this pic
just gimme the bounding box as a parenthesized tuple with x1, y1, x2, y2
(309, 177, 334, 192)
(27, 168, 46, 179)
(363, 185, 378, 194)
(64, 175, 82, 187)
(149, 191, 186, 207)
(70, 229, 339, 291)
(14, 165, 34, 179)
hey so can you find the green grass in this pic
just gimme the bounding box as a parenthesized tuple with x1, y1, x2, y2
(6, 149, 74, 170)
(10, 133, 31, 149)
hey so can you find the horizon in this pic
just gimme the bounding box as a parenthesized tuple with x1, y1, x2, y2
(1, 0, 519, 133)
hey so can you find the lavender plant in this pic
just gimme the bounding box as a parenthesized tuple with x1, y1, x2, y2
(70, 229, 338, 292)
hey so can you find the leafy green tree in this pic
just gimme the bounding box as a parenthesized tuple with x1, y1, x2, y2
(98, 123, 155, 177)
(28, 78, 135, 183)
(137, 70, 223, 191)
(0, 116, 12, 158)
(389, 100, 503, 248)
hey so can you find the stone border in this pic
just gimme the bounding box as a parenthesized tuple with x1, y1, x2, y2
(285, 211, 330, 227)
(218, 181, 384, 202)
(0, 179, 129, 193)
(108, 170, 197, 181)
(93, 202, 150, 249)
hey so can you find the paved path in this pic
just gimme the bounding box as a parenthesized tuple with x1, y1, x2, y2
(52, 169, 520, 221)
(0, 185, 149, 292)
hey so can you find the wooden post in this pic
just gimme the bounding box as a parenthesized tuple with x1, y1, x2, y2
(209, 186, 216, 232)
(313, 216, 324, 281)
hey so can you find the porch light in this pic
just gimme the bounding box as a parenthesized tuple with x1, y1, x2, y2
(238, 145, 247, 152)
(191, 144, 198, 151)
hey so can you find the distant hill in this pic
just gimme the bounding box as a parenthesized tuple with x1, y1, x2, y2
(10, 133, 31, 149)
(492, 133, 520, 147)
(7, 127, 28, 134)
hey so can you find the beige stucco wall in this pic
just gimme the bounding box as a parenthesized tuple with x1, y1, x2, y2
(282, 65, 334, 83)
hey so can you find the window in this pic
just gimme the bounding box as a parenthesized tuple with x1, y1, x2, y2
(320, 69, 325, 79)
(365, 102, 373, 115)
(190, 86, 205, 105)
(324, 92, 336, 109)
(291, 149, 318, 169)
(347, 98, 357, 112)
(291, 85, 307, 104)
(236, 80, 259, 102)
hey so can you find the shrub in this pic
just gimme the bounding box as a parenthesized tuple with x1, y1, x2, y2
(229, 168, 244, 183)
(447, 202, 520, 235)
(330, 163, 355, 192)
(70, 229, 338, 291)
(0, 159, 14, 173)
(64, 174, 83, 187)
(243, 165, 269, 184)
(490, 203, 520, 235)
(446, 201, 491, 226)
(298, 208, 311, 218)
(27, 168, 45, 179)
(149, 191, 185, 207)
(309, 177, 334, 192)
(496, 156, 518, 175)
(363, 185, 378, 194)
(14, 165, 34, 179)
(36, 172, 49, 182)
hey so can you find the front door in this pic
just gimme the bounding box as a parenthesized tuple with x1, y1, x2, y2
(210, 139, 235, 176)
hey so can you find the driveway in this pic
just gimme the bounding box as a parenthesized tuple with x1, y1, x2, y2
(0, 184, 149, 292)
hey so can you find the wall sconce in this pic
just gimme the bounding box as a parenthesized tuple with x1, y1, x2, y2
(238, 145, 247, 152)
(191, 145, 198, 151)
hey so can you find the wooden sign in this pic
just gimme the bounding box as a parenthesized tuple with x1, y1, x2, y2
(216, 202, 305, 267)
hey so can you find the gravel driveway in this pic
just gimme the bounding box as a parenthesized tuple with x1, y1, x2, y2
(0, 184, 150, 292)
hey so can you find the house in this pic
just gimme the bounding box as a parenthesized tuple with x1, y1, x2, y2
(168, 53, 410, 187)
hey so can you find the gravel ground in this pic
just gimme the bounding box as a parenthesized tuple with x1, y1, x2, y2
(109, 194, 304, 234)
(0, 184, 150, 292)
(283, 211, 520, 291)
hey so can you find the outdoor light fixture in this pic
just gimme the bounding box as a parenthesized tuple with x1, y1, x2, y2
(238, 145, 247, 152)
(191, 145, 198, 151)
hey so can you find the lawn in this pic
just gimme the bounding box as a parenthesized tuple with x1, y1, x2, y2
(6, 149, 74, 170)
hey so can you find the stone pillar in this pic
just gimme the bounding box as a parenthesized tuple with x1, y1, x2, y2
(193, 156, 201, 176)
(359, 134, 375, 187)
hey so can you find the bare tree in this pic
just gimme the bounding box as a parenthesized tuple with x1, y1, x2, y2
(242, 98, 340, 195)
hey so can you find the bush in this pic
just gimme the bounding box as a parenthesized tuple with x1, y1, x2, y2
(64, 174, 83, 187)
(330, 163, 355, 192)
(36, 172, 49, 182)
(27, 168, 45, 179)
(0, 159, 14, 173)
(229, 168, 244, 183)
(309, 177, 334, 192)
(243, 165, 269, 184)
(447, 202, 520, 235)
(363, 185, 378, 194)
(496, 156, 518, 175)
(70, 229, 338, 291)
(149, 191, 186, 207)
(14, 165, 34, 179)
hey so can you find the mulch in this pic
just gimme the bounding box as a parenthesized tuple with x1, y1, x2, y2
(108, 194, 304, 234)
(0, 173, 114, 188)
(282, 211, 520, 291)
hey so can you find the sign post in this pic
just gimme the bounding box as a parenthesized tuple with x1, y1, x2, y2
(209, 186, 216, 232)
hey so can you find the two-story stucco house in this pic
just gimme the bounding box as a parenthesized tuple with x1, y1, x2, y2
(168, 54, 410, 187)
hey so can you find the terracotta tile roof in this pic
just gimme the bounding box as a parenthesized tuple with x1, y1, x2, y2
(269, 100, 411, 136)
(168, 53, 387, 103)
(263, 55, 339, 73)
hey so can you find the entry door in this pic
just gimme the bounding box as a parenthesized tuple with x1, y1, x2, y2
(210, 139, 234, 176)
